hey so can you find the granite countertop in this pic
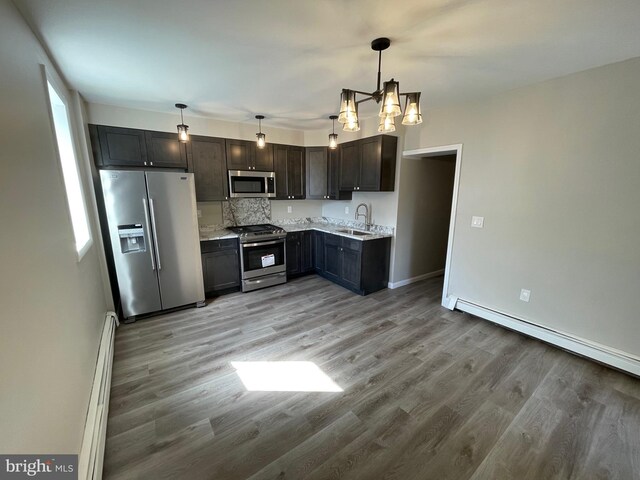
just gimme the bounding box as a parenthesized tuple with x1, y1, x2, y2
(281, 223, 393, 241)
(199, 220, 394, 242)
(199, 228, 238, 241)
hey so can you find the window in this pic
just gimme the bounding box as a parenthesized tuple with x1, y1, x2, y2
(46, 76, 92, 258)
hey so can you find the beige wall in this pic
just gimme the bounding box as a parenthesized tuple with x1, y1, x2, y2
(404, 56, 640, 358)
(393, 155, 456, 282)
(0, 0, 108, 453)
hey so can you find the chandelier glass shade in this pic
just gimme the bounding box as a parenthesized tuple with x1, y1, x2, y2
(402, 92, 423, 125)
(378, 113, 396, 133)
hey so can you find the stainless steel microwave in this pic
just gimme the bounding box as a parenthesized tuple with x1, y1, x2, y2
(228, 170, 276, 198)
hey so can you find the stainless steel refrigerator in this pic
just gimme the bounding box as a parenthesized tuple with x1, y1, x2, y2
(100, 170, 204, 319)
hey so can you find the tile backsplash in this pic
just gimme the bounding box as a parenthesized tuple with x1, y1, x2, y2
(198, 198, 393, 235)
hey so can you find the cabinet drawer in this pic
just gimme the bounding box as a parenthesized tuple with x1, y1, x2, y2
(341, 237, 363, 252)
(200, 238, 238, 253)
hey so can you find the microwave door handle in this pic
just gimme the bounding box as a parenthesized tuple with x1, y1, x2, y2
(142, 198, 155, 271)
(148, 198, 162, 270)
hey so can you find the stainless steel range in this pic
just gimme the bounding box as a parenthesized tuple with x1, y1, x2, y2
(227, 224, 287, 292)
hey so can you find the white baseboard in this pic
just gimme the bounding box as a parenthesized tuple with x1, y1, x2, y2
(388, 269, 445, 289)
(78, 311, 118, 480)
(456, 299, 640, 377)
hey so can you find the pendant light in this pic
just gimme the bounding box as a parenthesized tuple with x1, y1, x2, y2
(175, 103, 189, 143)
(255, 115, 266, 149)
(328, 115, 338, 149)
(402, 92, 423, 125)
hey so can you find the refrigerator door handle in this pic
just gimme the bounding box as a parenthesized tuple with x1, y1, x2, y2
(148, 198, 162, 270)
(142, 198, 156, 271)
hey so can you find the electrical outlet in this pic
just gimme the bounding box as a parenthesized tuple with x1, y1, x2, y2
(197, 209, 202, 218)
(287, 205, 292, 214)
(471, 216, 484, 228)
(345, 206, 349, 215)
(519, 289, 531, 302)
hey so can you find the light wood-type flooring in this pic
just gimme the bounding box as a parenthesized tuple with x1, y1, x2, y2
(105, 275, 640, 479)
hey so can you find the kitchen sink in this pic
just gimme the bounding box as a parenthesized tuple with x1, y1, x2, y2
(336, 228, 373, 236)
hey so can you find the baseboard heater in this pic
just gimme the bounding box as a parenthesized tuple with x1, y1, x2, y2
(78, 311, 119, 480)
(452, 298, 640, 377)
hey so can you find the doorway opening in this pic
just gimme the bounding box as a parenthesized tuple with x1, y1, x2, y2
(396, 145, 462, 307)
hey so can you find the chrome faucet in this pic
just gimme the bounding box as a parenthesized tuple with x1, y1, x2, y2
(355, 203, 372, 231)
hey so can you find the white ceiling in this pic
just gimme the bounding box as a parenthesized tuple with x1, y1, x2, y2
(14, 0, 640, 130)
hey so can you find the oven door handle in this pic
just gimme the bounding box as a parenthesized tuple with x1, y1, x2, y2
(241, 239, 284, 248)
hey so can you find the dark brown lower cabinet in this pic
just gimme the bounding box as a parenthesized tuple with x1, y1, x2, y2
(313, 230, 325, 273)
(319, 233, 390, 295)
(201, 239, 240, 296)
(286, 231, 314, 277)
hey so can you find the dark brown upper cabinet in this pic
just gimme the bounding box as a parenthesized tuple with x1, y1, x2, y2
(254, 144, 274, 171)
(144, 131, 188, 168)
(187, 135, 228, 201)
(306, 147, 328, 199)
(225, 139, 273, 171)
(306, 146, 353, 200)
(91, 125, 186, 169)
(274, 144, 305, 199)
(94, 125, 148, 167)
(339, 135, 397, 192)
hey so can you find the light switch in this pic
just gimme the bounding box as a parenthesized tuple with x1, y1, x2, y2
(345, 207, 349, 215)
(287, 206, 292, 214)
(197, 209, 202, 218)
(520, 289, 531, 302)
(471, 216, 484, 228)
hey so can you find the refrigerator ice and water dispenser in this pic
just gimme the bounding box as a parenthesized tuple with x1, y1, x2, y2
(118, 224, 146, 254)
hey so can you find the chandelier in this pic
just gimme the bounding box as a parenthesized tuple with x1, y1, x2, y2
(338, 37, 422, 133)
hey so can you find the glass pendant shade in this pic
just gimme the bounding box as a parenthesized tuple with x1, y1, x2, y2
(378, 114, 396, 133)
(343, 117, 360, 132)
(328, 133, 338, 149)
(402, 92, 423, 125)
(177, 124, 189, 143)
(338, 89, 357, 124)
(379, 80, 401, 117)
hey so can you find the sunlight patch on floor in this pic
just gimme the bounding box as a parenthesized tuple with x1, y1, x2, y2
(230, 361, 343, 392)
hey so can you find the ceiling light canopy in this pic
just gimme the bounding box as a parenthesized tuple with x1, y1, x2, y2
(338, 38, 422, 132)
(175, 103, 189, 143)
(255, 115, 266, 148)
